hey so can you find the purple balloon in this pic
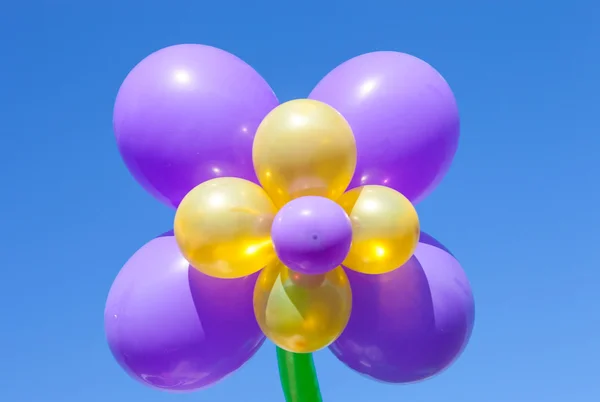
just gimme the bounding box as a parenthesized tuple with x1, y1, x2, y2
(113, 44, 279, 208)
(309, 52, 460, 204)
(330, 232, 474, 383)
(271, 196, 352, 275)
(104, 233, 264, 392)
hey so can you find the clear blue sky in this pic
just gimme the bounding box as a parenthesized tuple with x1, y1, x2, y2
(1, 1, 598, 401)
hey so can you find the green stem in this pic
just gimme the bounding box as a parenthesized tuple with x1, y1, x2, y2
(276, 347, 323, 402)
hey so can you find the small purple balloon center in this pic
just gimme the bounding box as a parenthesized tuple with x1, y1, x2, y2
(271, 196, 352, 275)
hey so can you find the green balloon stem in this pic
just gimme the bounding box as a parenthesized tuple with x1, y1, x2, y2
(276, 347, 323, 402)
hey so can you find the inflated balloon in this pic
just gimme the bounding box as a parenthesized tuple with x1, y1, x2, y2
(114, 44, 278, 208)
(104, 233, 264, 391)
(309, 52, 460, 204)
(271, 196, 352, 275)
(253, 99, 357, 208)
(337, 185, 420, 275)
(254, 261, 352, 353)
(277, 348, 323, 402)
(330, 232, 474, 383)
(174, 177, 277, 279)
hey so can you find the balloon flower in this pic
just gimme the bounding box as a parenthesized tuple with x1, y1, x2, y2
(106, 44, 475, 401)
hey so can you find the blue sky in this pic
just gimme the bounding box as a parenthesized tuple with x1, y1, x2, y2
(1, 0, 598, 401)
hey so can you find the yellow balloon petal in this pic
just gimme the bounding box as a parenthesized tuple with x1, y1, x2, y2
(254, 261, 352, 353)
(174, 177, 277, 279)
(337, 185, 420, 275)
(252, 99, 357, 208)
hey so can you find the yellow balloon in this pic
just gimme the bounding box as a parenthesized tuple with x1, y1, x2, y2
(252, 99, 357, 208)
(337, 185, 420, 275)
(174, 177, 277, 279)
(254, 261, 352, 353)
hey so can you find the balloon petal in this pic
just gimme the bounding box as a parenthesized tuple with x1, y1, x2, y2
(104, 233, 264, 392)
(309, 52, 459, 204)
(254, 261, 352, 353)
(337, 185, 420, 275)
(114, 44, 279, 208)
(253, 99, 357, 208)
(174, 177, 277, 279)
(330, 232, 475, 383)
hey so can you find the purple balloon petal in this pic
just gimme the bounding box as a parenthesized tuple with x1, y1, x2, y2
(113, 44, 279, 208)
(309, 52, 459, 203)
(418, 231, 453, 256)
(104, 233, 264, 392)
(330, 232, 474, 383)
